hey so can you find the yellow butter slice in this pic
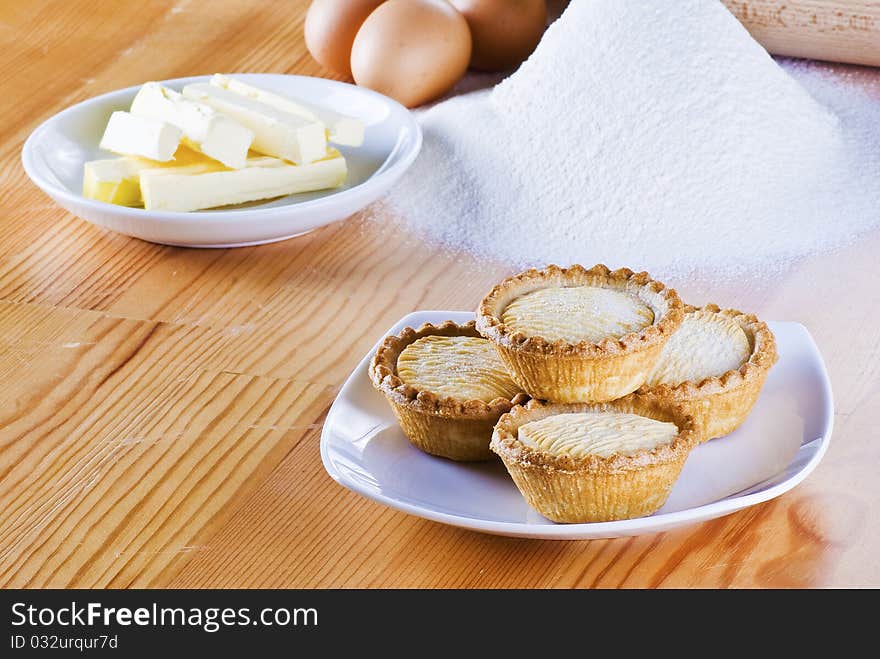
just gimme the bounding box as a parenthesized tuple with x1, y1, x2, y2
(83, 158, 145, 206)
(82, 146, 216, 206)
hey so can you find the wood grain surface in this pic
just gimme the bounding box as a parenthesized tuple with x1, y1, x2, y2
(0, 0, 877, 589)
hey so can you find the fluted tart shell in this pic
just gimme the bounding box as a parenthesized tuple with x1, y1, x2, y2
(491, 396, 698, 523)
(476, 264, 684, 403)
(638, 304, 778, 442)
(370, 320, 528, 461)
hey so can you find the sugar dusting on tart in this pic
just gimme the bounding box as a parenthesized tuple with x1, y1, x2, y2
(500, 286, 654, 344)
(517, 411, 678, 459)
(645, 309, 751, 386)
(396, 335, 522, 403)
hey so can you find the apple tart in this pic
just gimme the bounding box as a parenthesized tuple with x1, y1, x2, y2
(370, 320, 528, 461)
(476, 264, 683, 403)
(639, 305, 778, 441)
(491, 396, 698, 522)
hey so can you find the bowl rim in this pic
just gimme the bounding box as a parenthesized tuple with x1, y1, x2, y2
(20, 73, 422, 222)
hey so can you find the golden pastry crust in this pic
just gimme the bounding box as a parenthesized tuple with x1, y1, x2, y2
(370, 320, 528, 461)
(476, 264, 684, 403)
(491, 396, 698, 523)
(638, 304, 778, 442)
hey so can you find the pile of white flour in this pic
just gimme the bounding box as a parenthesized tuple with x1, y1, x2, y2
(386, 0, 880, 277)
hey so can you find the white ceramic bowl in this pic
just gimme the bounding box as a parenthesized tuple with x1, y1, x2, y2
(21, 74, 421, 247)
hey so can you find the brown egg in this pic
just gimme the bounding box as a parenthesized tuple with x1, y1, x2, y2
(449, 0, 547, 71)
(351, 0, 472, 108)
(305, 0, 386, 78)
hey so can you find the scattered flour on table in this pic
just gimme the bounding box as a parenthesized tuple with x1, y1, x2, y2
(384, 0, 880, 278)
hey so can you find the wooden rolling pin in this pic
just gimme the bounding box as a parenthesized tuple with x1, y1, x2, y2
(722, 0, 880, 67)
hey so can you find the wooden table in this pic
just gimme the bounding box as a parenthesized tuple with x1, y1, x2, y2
(1, 0, 877, 589)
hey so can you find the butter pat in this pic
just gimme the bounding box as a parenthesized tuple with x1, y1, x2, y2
(140, 150, 348, 212)
(99, 111, 182, 161)
(182, 82, 327, 165)
(83, 157, 149, 206)
(131, 82, 253, 169)
(211, 74, 365, 147)
(82, 148, 219, 206)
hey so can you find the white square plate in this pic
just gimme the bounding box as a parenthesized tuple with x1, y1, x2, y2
(320, 311, 833, 539)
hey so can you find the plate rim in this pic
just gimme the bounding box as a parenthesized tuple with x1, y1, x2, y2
(21, 73, 422, 222)
(320, 310, 834, 539)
